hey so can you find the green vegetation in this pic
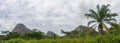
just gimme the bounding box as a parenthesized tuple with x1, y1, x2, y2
(20, 32, 45, 39)
(85, 4, 118, 35)
(1, 36, 120, 43)
(0, 4, 120, 43)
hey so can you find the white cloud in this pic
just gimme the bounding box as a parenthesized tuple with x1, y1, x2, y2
(0, 0, 119, 35)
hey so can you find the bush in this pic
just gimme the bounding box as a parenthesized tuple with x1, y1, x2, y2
(20, 32, 45, 39)
(4, 32, 20, 40)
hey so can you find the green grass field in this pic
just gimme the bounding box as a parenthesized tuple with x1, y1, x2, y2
(1, 35, 120, 43)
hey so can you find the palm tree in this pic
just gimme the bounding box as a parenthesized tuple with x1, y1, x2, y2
(85, 4, 118, 35)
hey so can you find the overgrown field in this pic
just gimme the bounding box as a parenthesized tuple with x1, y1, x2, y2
(1, 35, 120, 43)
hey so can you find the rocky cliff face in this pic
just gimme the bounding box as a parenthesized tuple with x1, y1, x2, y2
(12, 23, 32, 34)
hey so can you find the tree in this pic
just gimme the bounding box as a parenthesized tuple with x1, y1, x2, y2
(110, 23, 120, 35)
(5, 32, 20, 40)
(1, 31, 9, 34)
(85, 4, 118, 35)
(61, 30, 78, 38)
(20, 32, 45, 39)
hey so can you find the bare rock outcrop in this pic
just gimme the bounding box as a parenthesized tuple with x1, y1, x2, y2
(12, 23, 32, 34)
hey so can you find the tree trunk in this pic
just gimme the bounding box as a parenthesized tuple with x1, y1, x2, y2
(98, 22, 104, 35)
(102, 23, 111, 35)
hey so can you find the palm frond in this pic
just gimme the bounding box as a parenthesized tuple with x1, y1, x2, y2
(106, 13, 118, 18)
(97, 4, 100, 12)
(85, 14, 95, 19)
(88, 21, 97, 26)
(89, 9, 97, 15)
(99, 4, 111, 20)
(104, 18, 117, 22)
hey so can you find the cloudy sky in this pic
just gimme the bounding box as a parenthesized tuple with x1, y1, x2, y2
(0, 0, 120, 35)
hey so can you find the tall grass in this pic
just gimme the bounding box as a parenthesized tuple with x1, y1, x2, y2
(1, 35, 120, 43)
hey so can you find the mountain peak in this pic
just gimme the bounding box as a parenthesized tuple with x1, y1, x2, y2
(12, 23, 32, 34)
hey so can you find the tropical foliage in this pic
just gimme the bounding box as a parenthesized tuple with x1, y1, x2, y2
(110, 23, 120, 35)
(85, 4, 118, 35)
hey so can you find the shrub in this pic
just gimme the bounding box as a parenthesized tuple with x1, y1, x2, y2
(20, 32, 45, 39)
